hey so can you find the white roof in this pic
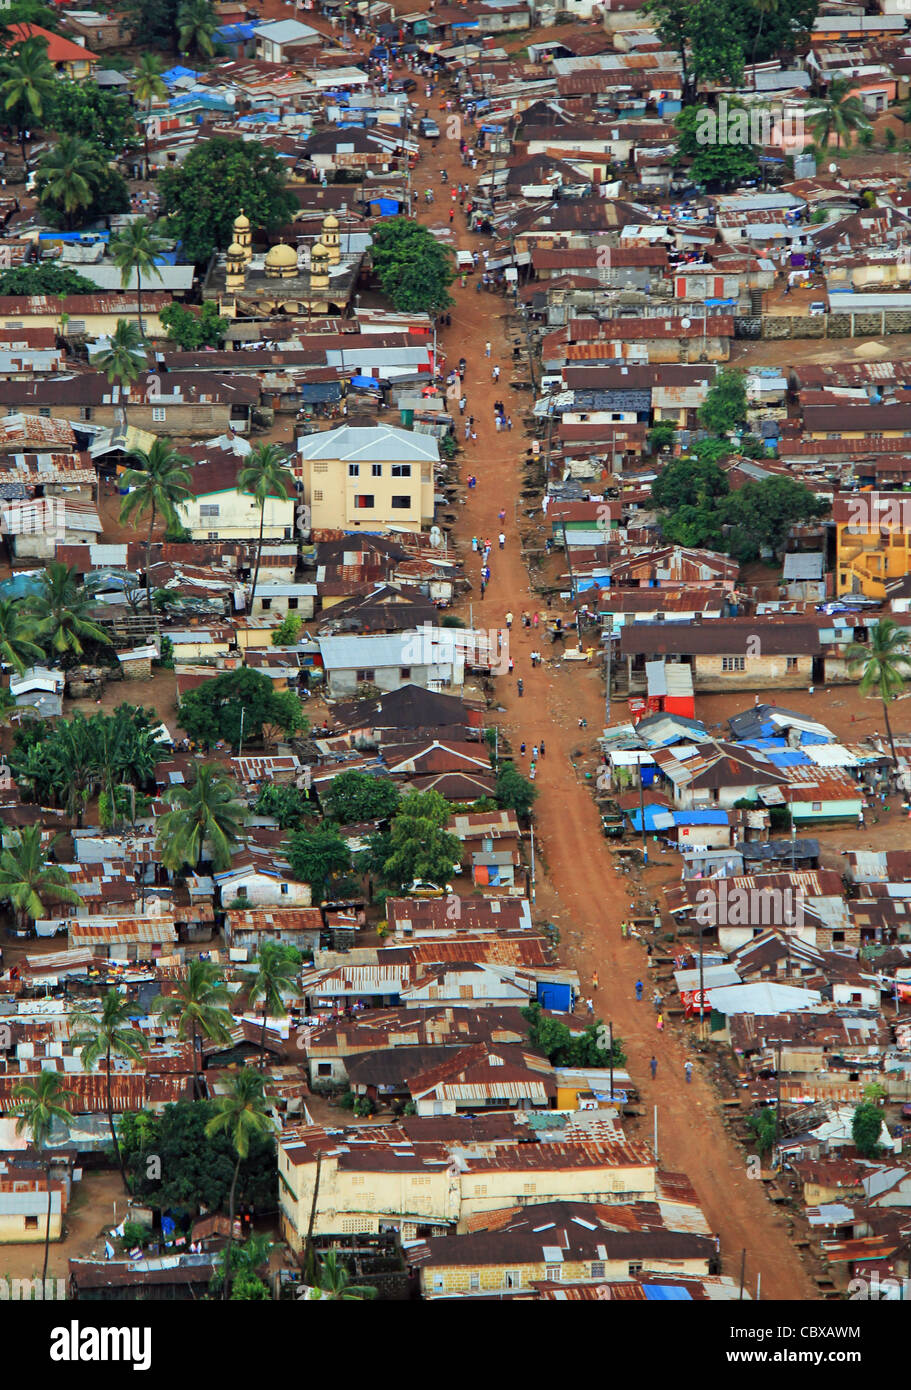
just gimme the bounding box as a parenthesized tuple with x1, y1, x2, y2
(704, 982, 822, 1015)
(253, 18, 319, 41)
(802, 744, 860, 769)
(75, 265, 195, 292)
(298, 424, 438, 464)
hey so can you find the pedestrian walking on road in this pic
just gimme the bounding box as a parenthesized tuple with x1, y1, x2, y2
(635, 979, 643, 1001)
(499, 509, 506, 524)
(471, 535, 478, 551)
(532, 612, 539, 628)
(532, 745, 539, 760)
(507, 416, 513, 431)
(499, 533, 505, 549)
(470, 431, 477, 445)
(492, 364, 500, 382)
(586, 997, 594, 1016)
(464, 421, 470, 440)
(460, 396, 467, 414)
(505, 611, 513, 629)
(520, 742, 526, 756)
(508, 657, 514, 674)
(480, 580, 486, 599)
(650, 1055, 657, 1080)
(540, 741, 545, 757)
(485, 341, 491, 357)
(517, 678, 524, 697)
(656, 1012, 664, 1032)
(685, 1060, 693, 1083)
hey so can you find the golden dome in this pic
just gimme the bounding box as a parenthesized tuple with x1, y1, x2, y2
(311, 239, 329, 260)
(322, 213, 339, 230)
(265, 242, 298, 268)
(226, 240, 245, 260)
(233, 209, 251, 231)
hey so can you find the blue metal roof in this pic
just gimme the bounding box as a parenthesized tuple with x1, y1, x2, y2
(765, 749, 812, 767)
(213, 21, 256, 40)
(643, 1285, 693, 1301)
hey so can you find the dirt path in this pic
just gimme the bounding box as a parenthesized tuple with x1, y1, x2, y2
(408, 98, 817, 1301)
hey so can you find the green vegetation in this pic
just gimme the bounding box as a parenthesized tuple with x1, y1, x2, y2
(120, 439, 193, 614)
(45, 81, 139, 154)
(73, 990, 150, 1190)
(159, 137, 297, 263)
(522, 1003, 626, 1068)
(674, 103, 759, 189)
(285, 824, 352, 898)
(205, 1068, 274, 1300)
(0, 263, 98, 296)
(370, 218, 455, 314)
(12, 1071, 73, 1285)
(156, 764, 246, 873)
(254, 783, 318, 830)
(177, 666, 308, 749)
(154, 959, 233, 1099)
(160, 300, 228, 349)
(847, 618, 911, 768)
(238, 444, 295, 607)
(851, 1100, 883, 1158)
(494, 760, 537, 818)
(379, 789, 461, 890)
(322, 770, 401, 824)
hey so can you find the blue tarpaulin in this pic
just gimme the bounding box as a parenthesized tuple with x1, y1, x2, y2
(643, 1285, 693, 1301)
(351, 375, 381, 387)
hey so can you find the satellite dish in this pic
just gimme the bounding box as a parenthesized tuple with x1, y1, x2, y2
(680, 317, 691, 329)
(429, 526, 443, 548)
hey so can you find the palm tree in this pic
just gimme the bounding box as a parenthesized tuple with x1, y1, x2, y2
(177, 0, 217, 58)
(12, 1071, 74, 1288)
(156, 763, 246, 873)
(809, 77, 871, 152)
(248, 942, 300, 1071)
(304, 1250, 377, 1301)
(154, 959, 234, 1099)
(204, 1067, 274, 1301)
(72, 990, 149, 1192)
(119, 439, 192, 615)
(1, 36, 55, 166)
(0, 826, 83, 933)
(109, 221, 168, 335)
(45, 711, 103, 825)
(750, 0, 779, 85)
(25, 560, 111, 662)
(848, 617, 911, 768)
(0, 598, 43, 675)
(95, 319, 148, 436)
(133, 53, 168, 179)
(35, 135, 105, 229)
(213, 1231, 273, 1299)
(238, 444, 295, 611)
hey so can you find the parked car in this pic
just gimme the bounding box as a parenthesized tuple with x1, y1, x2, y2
(809, 301, 827, 316)
(418, 118, 440, 138)
(456, 250, 475, 273)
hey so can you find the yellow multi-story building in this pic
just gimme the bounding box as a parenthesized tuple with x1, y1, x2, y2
(835, 493, 911, 598)
(298, 424, 437, 535)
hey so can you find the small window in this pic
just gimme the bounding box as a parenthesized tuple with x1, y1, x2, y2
(591, 1261, 605, 1278)
(354, 495, 375, 509)
(812, 801, 822, 812)
(391, 495, 411, 510)
(391, 463, 411, 477)
(261, 598, 272, 611)
(288, 597, 299, 610)
(372, 463, 383, 477)
(152, 407, 166, 422)
(313, 490, 323, 503)
(348, 463, 360, 477)
(628, 1262, 642, 1277)
(313, 461, 329, 473)
(207, 531, 218, 540)
(545, 1265, 562, 1281)
(200, 504, 220, 518)
(722, 656, 745, 672)
(317, 1063, 332, 1076)
(24, 1215, 38, 1230)
(79, 406, 93, 421)
(356, 669, 376, 683)
(280, 883, 289, 895)
(400, 666, 411, 679)
(469, 1272, 480, 1291)
(432, 1273, 444, 1291)
(786, 657, 798, 670)
(39, 407, 50, 418)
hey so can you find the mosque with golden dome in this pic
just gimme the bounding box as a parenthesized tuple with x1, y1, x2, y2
(203, 208, 362, 318)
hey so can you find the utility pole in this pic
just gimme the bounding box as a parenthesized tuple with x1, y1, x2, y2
(638, 759, 648, 866)
(530, 822, 536, 904)
(653, 1104, 658, 1163)
(775, 1041, 782, 1137)
(608, 1021, 614, 1106)
(698, 930, 705, 1040)
(238, 706, 245, 759)
(738, 1249, 746, 1300)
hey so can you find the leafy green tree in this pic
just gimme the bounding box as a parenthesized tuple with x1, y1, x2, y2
(305, 1250, 377, 1301)
(109, 220, 168, 335)
(370, 218, 455, 313)
(159, 136, 296, 263)
(285, 824, 352, 898)
(95, 318, 148, 431)
(177, 0, 217, 56)
(122, 1099, 275, 1212)
(156, 764, 246, 873)
(120, 0, 181, 50)
(381, 789, 461, 889)
(72, 990, 150, 1190)
(237, 444, 295, 608)
(660, 502, 725, 550)
(25, 562, 111, 663)
(643, 0, 744, 101)
(648, 421, 676, 453)
(809, 76, 870, 151)
(748, 1107, 778, 1158)
(205, 1068, 274, 1300)
(699, 369, 748, 436)
(0, 263, 97, 296)
(1, 34, 55, 162)
(852, 1100, 883, 1158)
(211, 1234, 273, 1300)
(45, 81, 139, 154)
(0, 597, 43, 674)
(271, 613, 302, 646)
(254, 783, 317, 830)
(494, 761, 537, 818)
(132, 53, 167, 175)
(740, 0, 817, 63)
(721, 477, 829, 561)
(521, 1004, 625, 1067)
(160, 299, 227, 349)
(323, 770, 401, 823)
(154, 959, 234, 1098)
(35, 134, 106, 229)
(177, 666, 308, 749)
(652, 454, 729, 512)
(249, 941, 300, 1070)
(0, 826, 82, 932)
(1, 1, 64, 34)
(12, 1071, 73, 1286)
(674, 104, 760, 188)
(120, 438, 193, 614)
(847, 617, 911, 768)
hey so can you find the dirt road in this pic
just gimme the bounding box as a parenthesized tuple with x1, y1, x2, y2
(406, 91, 817, 1300)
